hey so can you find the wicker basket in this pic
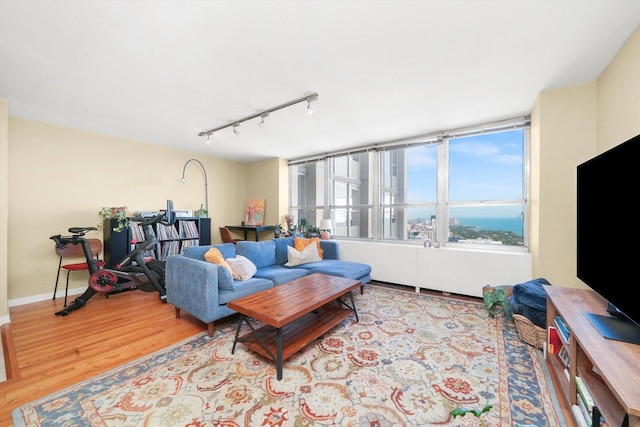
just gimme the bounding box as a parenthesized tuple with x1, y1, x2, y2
(513, 314, 547, 350)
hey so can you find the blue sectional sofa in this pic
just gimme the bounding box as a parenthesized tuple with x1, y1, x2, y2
(165, 236, 372, 337)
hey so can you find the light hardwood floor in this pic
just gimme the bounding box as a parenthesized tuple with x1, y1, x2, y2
(0, 289, 208, 426)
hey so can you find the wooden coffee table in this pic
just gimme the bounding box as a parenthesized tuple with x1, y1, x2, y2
(228, 273, 361, 380)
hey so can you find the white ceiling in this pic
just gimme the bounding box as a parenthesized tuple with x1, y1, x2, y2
(1, 1, 639, 163)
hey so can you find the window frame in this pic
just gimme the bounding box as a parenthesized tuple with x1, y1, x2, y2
(289, 117, 530, 252)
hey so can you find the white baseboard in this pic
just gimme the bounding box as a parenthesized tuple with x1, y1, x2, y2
(8, 286, 85, 308)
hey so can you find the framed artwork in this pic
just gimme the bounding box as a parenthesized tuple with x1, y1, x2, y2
(245, 198, 265, 226)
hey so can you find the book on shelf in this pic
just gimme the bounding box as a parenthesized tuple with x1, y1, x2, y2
(548, 326, 561, 354)
(575, 375, 595, 414)
(572, 404, 589, 427)
(159, 241, 180, 260)
(554, 315, 570, 342)
(577, 392, 592, 425)
(180, 239, 198, 253)
(128, 223, 157, 259)
(157, 223, 180, 241)
(179, 220, 199, 239)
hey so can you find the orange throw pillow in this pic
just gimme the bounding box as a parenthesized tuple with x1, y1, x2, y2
(294, 237, 323, 259)
(204, 247, 234, 276)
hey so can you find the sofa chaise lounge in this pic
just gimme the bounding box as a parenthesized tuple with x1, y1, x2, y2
(166, 236, 372, 337)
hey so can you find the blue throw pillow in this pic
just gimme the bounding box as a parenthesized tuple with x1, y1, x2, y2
(236, 240, 276, 269)
(216, 265, 236, 290)
(274, 236, 295, 265)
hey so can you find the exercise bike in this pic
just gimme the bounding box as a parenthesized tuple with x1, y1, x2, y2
(49, 200, 176, 316)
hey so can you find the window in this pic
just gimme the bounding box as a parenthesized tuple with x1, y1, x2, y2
(289, 162, 325, 233)
(289, 118, 529, 249)
(331, 152, 372, 238)
(381, 144, 438, 240)
(447, 130, 526, 247)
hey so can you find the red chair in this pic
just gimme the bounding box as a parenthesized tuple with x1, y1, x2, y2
(53, 238, 104, 307)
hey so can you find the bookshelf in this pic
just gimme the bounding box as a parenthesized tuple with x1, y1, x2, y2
(545, 287, 640, 427)
(103, 217, 211, 268)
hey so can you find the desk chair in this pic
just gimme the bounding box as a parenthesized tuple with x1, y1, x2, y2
(53, 238, 104, 307)
(219, 227, 244, 244)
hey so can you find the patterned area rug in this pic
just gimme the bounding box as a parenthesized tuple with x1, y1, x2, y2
(13, 286, 565, 426)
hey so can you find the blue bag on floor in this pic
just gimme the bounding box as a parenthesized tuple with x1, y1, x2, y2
(512, 277, 551, 312)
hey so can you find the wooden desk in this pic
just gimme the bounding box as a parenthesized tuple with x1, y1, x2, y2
(225, 225, 276, 241)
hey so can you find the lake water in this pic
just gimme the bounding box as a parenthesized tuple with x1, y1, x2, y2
(455, 217, 523, 236)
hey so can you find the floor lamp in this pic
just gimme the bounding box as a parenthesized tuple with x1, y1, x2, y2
(178, 158, 209, 217)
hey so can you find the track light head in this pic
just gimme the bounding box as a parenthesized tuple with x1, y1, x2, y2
(306, 94, 318, 115)
(233, 123, 240, 136)
(259, 112, 269, 127)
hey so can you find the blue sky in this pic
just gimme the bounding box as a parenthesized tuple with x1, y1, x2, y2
(406, 129, 524, 218)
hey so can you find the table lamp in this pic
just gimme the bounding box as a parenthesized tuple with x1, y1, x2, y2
(319, 219, 333, 240)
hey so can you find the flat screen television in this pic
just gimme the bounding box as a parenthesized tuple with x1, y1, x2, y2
(577, 133, 640, 345)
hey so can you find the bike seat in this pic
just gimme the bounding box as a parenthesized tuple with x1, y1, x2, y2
(68, 226, 97, 235)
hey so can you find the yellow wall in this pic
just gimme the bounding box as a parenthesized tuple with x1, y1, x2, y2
(0, 100, 8, 319)
(246, 157, 283, 226)
(243, 157, 290, 239)
(597, 24, 640, 152)
(530, 82, 597, 288)
(531, 25, 640, 287)
(4, 118, 251, 302)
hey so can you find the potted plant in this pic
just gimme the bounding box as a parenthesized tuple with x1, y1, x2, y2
(307, 225, 320, 238)
(298, 218, 309, 235)
(194, 204, 208, 218)
(98, 207, 130, 232)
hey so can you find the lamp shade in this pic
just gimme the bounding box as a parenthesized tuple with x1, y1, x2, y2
(319, 219, 332, 240)
(319, 219, 332, 230)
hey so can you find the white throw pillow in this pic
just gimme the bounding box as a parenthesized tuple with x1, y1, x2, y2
(285, 243, 321, 267)
(225, 255, 257, 281)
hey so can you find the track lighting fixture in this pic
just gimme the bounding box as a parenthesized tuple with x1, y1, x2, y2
(198, 92, 318, 140)
(206, 134, 210, 144)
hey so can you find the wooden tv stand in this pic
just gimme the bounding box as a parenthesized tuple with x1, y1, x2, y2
(545, 287, 640, 427)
